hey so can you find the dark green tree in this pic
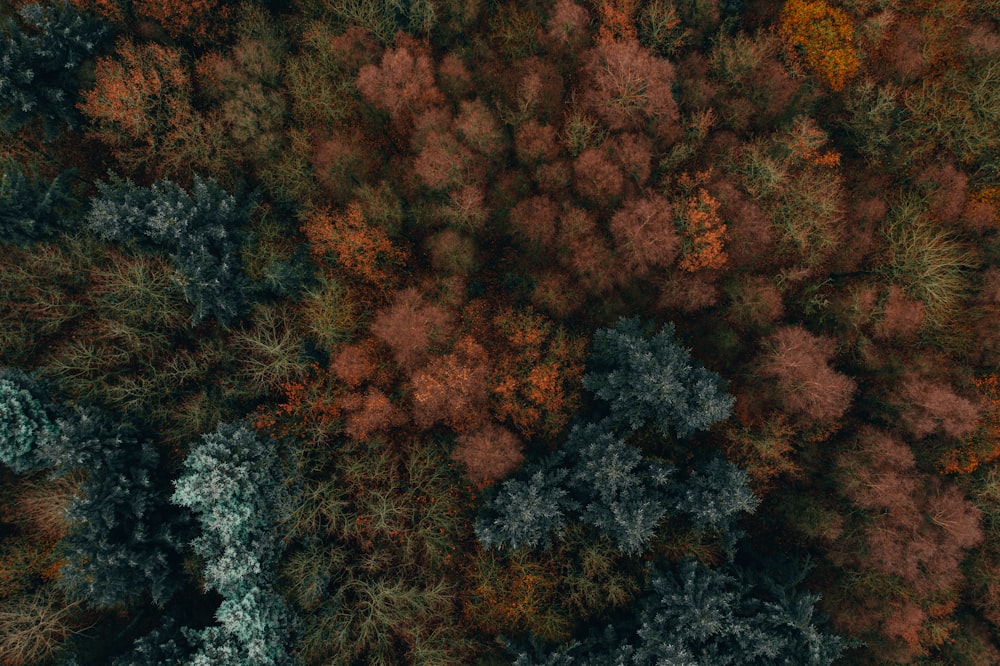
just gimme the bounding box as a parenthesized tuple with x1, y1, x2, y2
(0, 367, 60, 473)
(583, 318, 735, 438)
(0, 1, 106, 138)
(41, 406, 182, 608)
(86, 175, 255, 326)
(0, 158, 77, 245)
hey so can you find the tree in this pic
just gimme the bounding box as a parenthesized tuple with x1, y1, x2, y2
(86, 175, 255, 326)
(777, 0, 859, 91)
(42, 406, 181, 609)
(609, 193, 679, 277)
(171, 422, 299, 665)
(516, 559, 845, 665)
(0, 368, 60, 474)
(583, 317, 734, 438)
(0, 1, 106, 138)
(0, 159, 77, 246)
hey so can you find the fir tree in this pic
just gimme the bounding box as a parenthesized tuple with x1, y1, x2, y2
(583, 318, 735, 438)
(0, 158, 77, 245)
(87, 175, 255, 326)
(0, 367, 60, 473)
(0, 1, 106, 138)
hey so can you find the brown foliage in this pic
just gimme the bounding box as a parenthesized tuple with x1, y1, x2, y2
(509, 195, 560, 248)
(873, 285, 925, 340)
(898, 374, 983, 440)
(356, 38, 444, 125)
(572, 145, 626, 207)
(338, 388, 406, 441)
(330, 344, 376, 389)
(529, 270, 587, 318)
(758, 326, 856, 426)
(543, 0, 592, 54)
(609, 193, 679, 276)
(134, 0, 231, 42)
(454, 100, 505, 156)
(310, 127, 378, 202)
(611, 132, 653, 187)
(678, 187, 727, 272)
(451, 424, 525, 486)
(299, 202, 408, 289)
(657, 273, 720, 313)
(557, 205, 618, 295)
(370, 288, 454, 371)
(710, 176, 775, 270)
(725, 275, 784, 330)
(578, 39, 680, 141)
(515, 121, 560, 166)
(410, 336, 491, 433)
(917, 162, 969, 224)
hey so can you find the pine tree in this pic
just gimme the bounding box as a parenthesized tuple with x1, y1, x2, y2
(583, 318, 735, 438)
(0, 158, 77, 246)
(0, 1, 106, 138)
(87, 175, 255, 326)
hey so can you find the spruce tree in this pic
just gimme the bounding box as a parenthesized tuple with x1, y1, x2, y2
(0, 158, 77, 245)
(0, 367, 60, 473)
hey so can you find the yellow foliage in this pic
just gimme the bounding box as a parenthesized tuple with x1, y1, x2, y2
(778, 0, 860, 91)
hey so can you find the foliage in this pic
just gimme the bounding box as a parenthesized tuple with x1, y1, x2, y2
(0, 158, 76, 246)
(583, 317, 734, 438)
(0, 1, 106, 138)
(778, 0, 859, 91)
(0, 368, 59, 474)
(86, 174, 255, 326)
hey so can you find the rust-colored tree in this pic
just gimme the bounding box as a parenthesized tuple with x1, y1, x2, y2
(777, 0, 860, 91)
(370, 288, 454, 371)
(451, 424, 525, 487)
(356, 36, 444, 128)
(410, 336, 491, 433)
(609, 193, 679, 277)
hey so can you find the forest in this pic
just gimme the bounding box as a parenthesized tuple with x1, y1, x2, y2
(1, 0, 999, 663)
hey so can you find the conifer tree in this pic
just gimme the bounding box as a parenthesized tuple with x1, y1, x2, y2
(87, 175, 255, 326)
(0, 158, 77, 245)
(0, 1, 106, 138)
(0, 367, 60, 473)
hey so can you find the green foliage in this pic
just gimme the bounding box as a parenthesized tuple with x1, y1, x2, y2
(0, 158, 77, 246)
(86, 175, 256, 326)
(583, 317, 734, 438)
(0, 368, 59, 473)
(0, 1, 106, 138)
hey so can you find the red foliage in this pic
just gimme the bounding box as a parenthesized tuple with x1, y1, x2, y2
(573, 145, 626, 207)
(452, 424, 525, 486)
(938, 374, 1000, 474)
(657, 273, 720, 313)
(873, 285, 925, 340)
(609, 193, 679, 277)
(410, 336, 492, 433)
(529, 270, 587, 318)
(710, 176, 775, 270)
(311, 127, 378, 201)
(612, 132, 653, 187)
(330, 344, 376, 389)
(134, 0, 231, 42)
(578, 38, 680, 141)
(488, 306, 586, 438)
(454, 100, 505, 155)
(918, 162, 969, 224)
(437, 53, 474, 102)
(509, 195, 560, 248)
(898, 374, 983, 440)
(515, 121, 560, 166)
(339, 388, 406, 441)
(758, 326, 856, 426)
(78, 38, 193, 154)
(370, 288, 454, 371)
(356, 37, 444, 125)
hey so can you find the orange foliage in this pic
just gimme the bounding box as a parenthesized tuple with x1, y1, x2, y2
(939, 375, 1000, 474)
(299, 202, 408, 289)
(134, 0, 231, 42)
(489, 307, 586, 438)
(338, 388, 406, 441)
(68, 0, 125, 22)
(410, 336, 491, 433)
(778, 0, 860, 91)
(78, 38, 194, 151)
(678, 188, 727, 272)
(252, 363, 342, 441)
(465, 551, 565, 639)
(330, 343, 376, 389)
(594, 0, 637, 43)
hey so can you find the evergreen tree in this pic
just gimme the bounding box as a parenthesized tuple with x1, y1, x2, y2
(0, 367, 60, 473)
(0, 158, 77, 245)
(0, 1, 106, 138)
(171, 422, 300, 665)
(87, 175, 255, 326)
(42, 406, 182, 608)
(583, 318, 734, 438)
